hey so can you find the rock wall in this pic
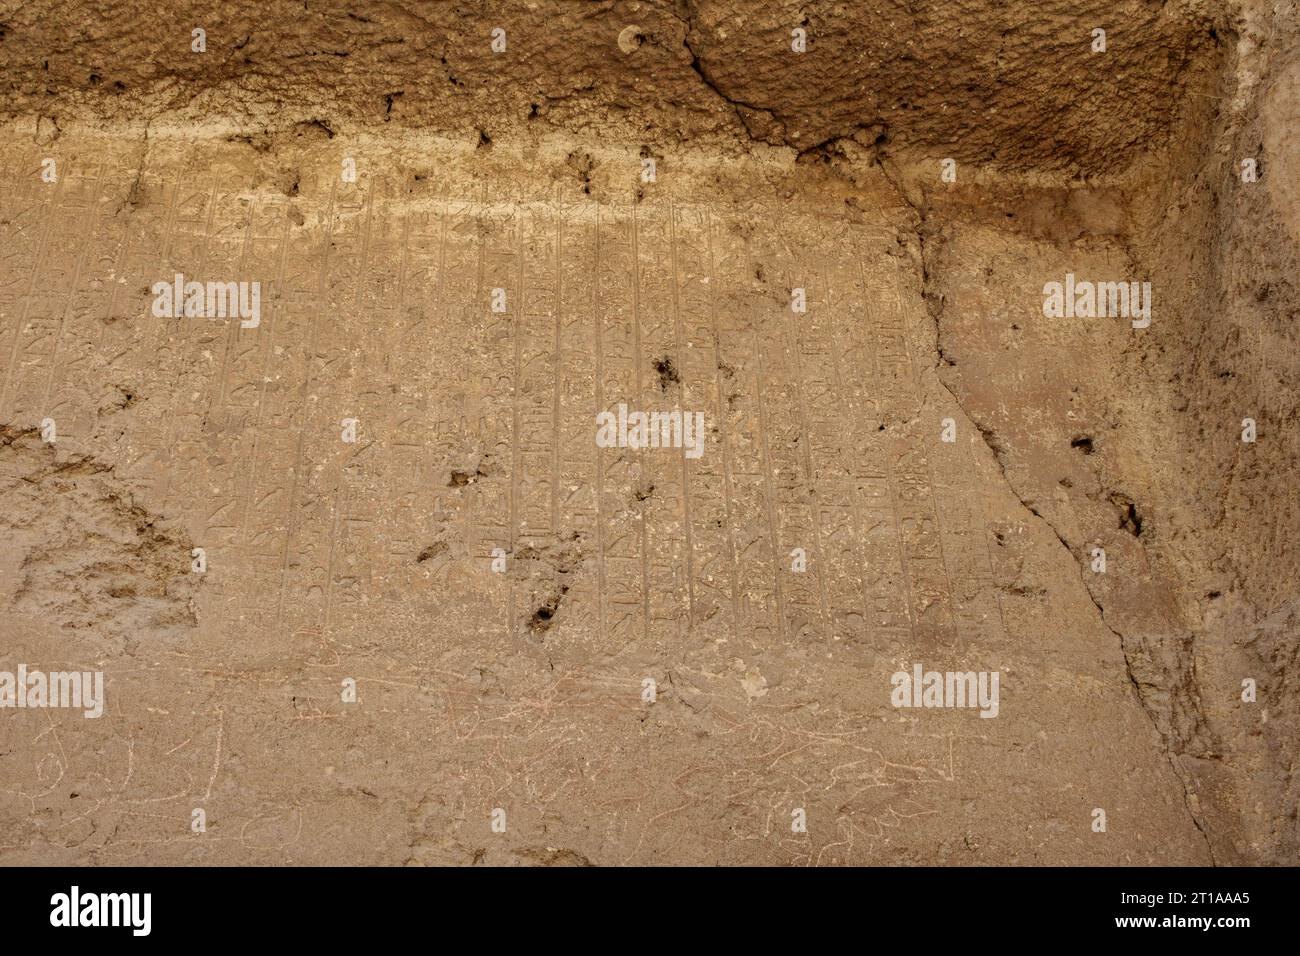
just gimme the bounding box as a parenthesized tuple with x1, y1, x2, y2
(0, 0, 1294, 863)
(1127, 0, 1300, 861)
(1, 0, 1217, 172)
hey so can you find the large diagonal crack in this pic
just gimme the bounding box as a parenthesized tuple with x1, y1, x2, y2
(673, 4, 775, 147)
(873, 153, 1218, 864)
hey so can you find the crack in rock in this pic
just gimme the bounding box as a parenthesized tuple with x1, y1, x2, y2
(873, 157, 1218, 864)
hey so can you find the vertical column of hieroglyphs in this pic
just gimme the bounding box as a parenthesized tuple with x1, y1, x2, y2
(902, 249, 1005, 650)
(100, 172, 179, 485)
(2, 160, 96, 426)
(118, 178, 207, 505)
(825, 228, 912, 647)
(708, 210, 782, 646)
(363, 199, 441, 644)
(633, 201, 690, 646)
(87, 163, 167, 400)
(595, 204, 646, 645)
(899, 242, 997, 650)
(133, 176, 204, 494)
(930, 449, 1005, 648)
(202, 194, 290, 629)
(164, 186, 250, 509)
(155, 184, 246, 516)
(332, 174, 406, 645)
(671, 203, 738, 643)
(515, 203, 560, 553)
(862, 234, 957, 645)
(312, 173, 376, 649)
(189, 194, 287, 629)
(441, 194, 509, 642)
(476, 195, 521, 633)
(135, 177, 209, 490)
(0, 151, 55, 422)
(38, 161, 113, 437)
(291, 174, 371, 648)
(554, 202, 600, 636)
(781, 223, 843, 643)
(796, 221, 868, 647)
(754, 224, 823, 643)
(268, 174, 362, 644)
(166, 192, 248, 640)
(233, 176, 326, 633)
(38, 162, 118, 441)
